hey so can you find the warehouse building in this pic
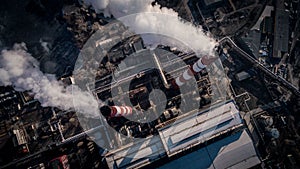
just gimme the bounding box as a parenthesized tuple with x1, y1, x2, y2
(104, 101, 261, 169)
(273, 0, 289, 58)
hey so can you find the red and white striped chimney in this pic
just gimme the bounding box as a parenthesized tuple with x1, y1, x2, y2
(110, 106, 133, 117)
(172, 56, 217, 88)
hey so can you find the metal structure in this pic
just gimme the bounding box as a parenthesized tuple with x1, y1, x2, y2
(219, 37, 300, 97)
(173, 57, 206, 87)
(104, 101, 261, 169)
(109, 106, 133, 118)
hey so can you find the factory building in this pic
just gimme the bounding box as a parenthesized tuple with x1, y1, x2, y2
(188, 0, 225, 19)
(242, 30, 262, 59)
(157, 130, 260, 169)
(104, 101, 261, 169)
(273, 0, 290, 58)
(79, 25, 261, 169)
(260, 16, 273, 35)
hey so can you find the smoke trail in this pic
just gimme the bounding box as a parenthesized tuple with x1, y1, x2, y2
(0, 43, 99, 117)
(83, 0, 216, 55)
(0, 1, 217, 118)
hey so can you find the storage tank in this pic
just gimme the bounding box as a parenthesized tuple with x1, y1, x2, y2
(265, 127, 280, 139)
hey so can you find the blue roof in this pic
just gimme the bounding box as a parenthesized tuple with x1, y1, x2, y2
(105, 101, 260, 169)
(158, 130, 260, 169)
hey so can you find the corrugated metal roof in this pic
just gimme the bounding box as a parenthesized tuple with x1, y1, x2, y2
(159, 101, 242, 156)
(105, 101, 251, 169)
(158, 130, 261, 169)
(105, 136, 165, 169)
(242, 30, 261, 58)
(208, 130, 260, 168)
(273, 0, 289, 57)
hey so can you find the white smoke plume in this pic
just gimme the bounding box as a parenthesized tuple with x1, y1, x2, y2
(0, 43, 99, 117)
(84, 0, 217, 55)
(0, 1, 217, 119)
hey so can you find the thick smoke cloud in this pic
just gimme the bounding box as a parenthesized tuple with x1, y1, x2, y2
(0, 43, 99, 117)
(86, 0, 217, 55)
(0, 1, 217, 118)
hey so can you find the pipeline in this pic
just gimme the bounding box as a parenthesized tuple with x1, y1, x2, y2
(100, 56, 217, 117)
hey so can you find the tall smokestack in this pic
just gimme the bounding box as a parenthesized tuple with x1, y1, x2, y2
(100, 105, 133, 118)
(172, 56, 218, 88)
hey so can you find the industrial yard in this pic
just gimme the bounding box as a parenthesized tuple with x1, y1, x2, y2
(1, 0, 300, 169)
